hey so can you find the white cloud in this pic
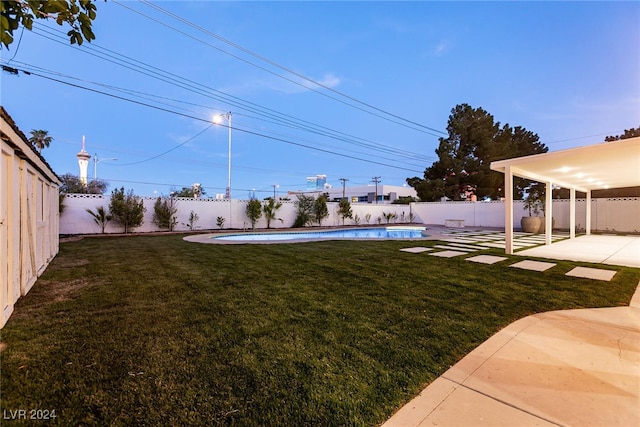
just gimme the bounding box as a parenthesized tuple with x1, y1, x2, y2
(433, 40, 450, 57)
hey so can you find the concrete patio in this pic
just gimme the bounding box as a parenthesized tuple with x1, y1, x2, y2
(385, 231, 640, 426)
(383, 285, 640, 426)
(517, 234, 640, 268)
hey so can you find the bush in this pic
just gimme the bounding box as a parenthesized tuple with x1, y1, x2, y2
(152, 196, 178, 231)
(314, 194, 329, 226)
(337, 199, 353, 225)
(183, 211, 200, 230)
(293, 194, 315, 228)
(245, 198, 262, 229)
(108, 187, 146, 233)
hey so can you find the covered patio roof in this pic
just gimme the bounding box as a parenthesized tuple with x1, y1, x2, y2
(490, 137, 640, 193)
(490, 137, 640, 255)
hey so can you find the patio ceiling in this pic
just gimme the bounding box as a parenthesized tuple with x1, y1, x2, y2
(490, 137, 640, 193)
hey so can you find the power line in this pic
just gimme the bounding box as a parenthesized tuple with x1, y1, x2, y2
(129, 0, 446, 136)
(3, 64, 424, 174)
(25, 24, 438, 164)
(112, 124, 213, 166)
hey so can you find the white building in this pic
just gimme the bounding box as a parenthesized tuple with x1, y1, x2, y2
(293, 184, 417, 204)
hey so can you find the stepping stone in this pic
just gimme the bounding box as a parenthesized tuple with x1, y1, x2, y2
(465, 255, 508, 265)
(444, 243, 486, 250)
(479, 242, 507, 248)
(442, 237, 482, 244)
(509, 260, 556, 272)
(565, 267, 617, 281)
(434, 245, 474, 252)
(400, 247, 434, 253)
(429, 250, 468, 258)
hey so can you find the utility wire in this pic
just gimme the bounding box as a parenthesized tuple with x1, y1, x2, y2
(6, 57, 430, 168)
(112, 124, 213, 166)
(118, 0, 446, 137)
(3, 64, 423, 173)
(27, 23, 437, 163)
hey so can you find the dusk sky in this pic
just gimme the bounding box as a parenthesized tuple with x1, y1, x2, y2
(1, 1, 638, 198)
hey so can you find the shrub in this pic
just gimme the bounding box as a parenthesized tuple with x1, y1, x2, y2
(293, 194, 315, 228)
(152, 196, 178, 231)
(337, 199, 353, 225)
(313, 194, 329, 226)
(216, 216, 225, 229)
(183, 211, 200, 230)
(108, 187, 146, 233)
(246, 198, 262, 229)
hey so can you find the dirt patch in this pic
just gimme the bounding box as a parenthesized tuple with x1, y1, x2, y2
(43, 278, 100, 303)
(55, 258, 90, 268)
(45, 258, 90, 272)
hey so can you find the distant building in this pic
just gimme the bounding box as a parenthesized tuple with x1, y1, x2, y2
(291, 184, 417, 204)
(306, 174, 329, 190)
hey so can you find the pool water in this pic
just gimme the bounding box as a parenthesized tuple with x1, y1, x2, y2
(213, 226, 428, 242)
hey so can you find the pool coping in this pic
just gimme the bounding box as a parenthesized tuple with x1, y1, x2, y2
(183, 226, 429, 244)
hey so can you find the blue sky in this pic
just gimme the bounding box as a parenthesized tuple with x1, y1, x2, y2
(1, 1, 638, 198)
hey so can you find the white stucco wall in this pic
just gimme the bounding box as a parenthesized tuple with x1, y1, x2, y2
(60, 195, 640, 235)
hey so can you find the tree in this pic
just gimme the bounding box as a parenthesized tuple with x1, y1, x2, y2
(28, 129, 53, 153)
(337, 198, 353, 225)
(408, 104, 547, 201)
(108, 187, 146, 233)
(263, 197, 283, 229)
(293, 194, 315, 228)
(313, 194, 329, 226)
(245, 198, 262, 229)
(86, 206, 111, 233)
(59, 173, 108, 194)
(152, 196, 178, 231)
(1, 0, 98, 49)
(605, 127, 640, 141)
(172, 184, 206, 198)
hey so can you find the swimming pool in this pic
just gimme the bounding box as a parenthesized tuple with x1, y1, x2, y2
(213, 226, 428, 242)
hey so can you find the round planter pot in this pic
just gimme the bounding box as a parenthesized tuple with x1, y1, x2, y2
(521, 216, 542, 234)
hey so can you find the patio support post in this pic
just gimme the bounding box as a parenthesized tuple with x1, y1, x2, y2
(569, 188, 576, 239)
(586, 190, 592, 235)
(504, 165, 514, 255)
(545, 181, 552, 246)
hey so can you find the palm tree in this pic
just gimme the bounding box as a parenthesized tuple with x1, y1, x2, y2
(263, 197, 283, 229)
(86, 206, 112, 233)
(29, 129, 53, 153)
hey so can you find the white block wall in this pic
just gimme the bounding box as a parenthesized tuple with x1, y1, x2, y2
(60, 195, 640, 235)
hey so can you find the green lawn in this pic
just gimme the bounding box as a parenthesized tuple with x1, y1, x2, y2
(1, 235, 638, 426)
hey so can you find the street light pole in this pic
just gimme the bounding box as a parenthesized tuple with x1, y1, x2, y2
(215, 112, 233, 199)
(215, 111, 233, 227)
(94, 154, 118, 180)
